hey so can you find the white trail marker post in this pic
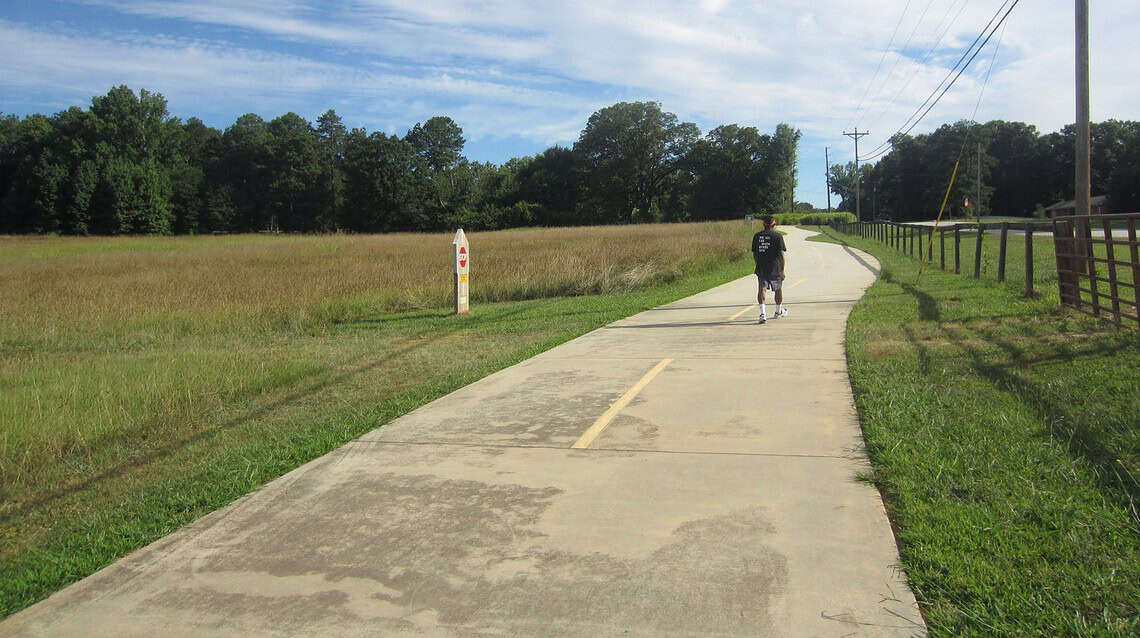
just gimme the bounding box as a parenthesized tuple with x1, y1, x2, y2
(453, 229, 470, 315)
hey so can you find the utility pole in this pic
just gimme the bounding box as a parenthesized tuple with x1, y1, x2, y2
(825, 146, 832, 211)
(1075, 0, 1091, 218)
(976, 142, 983, 220)
(844, 128, 869, 220)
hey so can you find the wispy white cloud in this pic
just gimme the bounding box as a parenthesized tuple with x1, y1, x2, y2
(0, 18, 590, 139)
(4, 0, 1139, 205)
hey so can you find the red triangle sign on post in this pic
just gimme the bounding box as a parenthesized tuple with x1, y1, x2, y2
(459, 246, 467, 268)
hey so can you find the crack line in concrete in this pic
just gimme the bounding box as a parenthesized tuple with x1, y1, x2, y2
(348, 439, 863, 461)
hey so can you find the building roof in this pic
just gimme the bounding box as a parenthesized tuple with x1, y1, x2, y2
(1044, 195, 1107, 211)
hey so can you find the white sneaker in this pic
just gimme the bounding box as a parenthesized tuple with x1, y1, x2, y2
(775, 307, 788, 318)
(757, 313, 767, 324)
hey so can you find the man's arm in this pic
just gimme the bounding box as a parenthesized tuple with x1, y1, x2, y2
(777, 252, 786, 280)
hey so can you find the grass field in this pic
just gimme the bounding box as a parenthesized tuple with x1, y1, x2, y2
(813, 226, 1139, 636)
(0, 221, 754, 617)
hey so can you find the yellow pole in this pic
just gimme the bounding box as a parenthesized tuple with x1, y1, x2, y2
(919, 160, 961, 281)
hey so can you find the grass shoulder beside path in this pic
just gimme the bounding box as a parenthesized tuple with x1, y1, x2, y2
(809, 226, 1139, 636)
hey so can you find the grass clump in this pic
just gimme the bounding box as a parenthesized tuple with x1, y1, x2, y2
(812, 226, 1139, 636)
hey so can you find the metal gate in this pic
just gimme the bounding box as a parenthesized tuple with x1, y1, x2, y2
(1052, 213, 1140, 327)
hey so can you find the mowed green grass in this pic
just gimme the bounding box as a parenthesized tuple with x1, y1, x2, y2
(0, 222, 755, 617)
(812, 226, 1139, 636)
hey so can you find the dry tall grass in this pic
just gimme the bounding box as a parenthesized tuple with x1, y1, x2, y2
(1, 222, 749, 341)
(0, 221, 751, 494)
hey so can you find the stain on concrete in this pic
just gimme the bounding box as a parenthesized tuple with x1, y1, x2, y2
(695, 414, 769, 439)
(147, 472, 786, 636)
(429, 371, 624, 445)
(596, 414, 660, 448)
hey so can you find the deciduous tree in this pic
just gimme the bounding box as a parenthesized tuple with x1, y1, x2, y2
(574, 101, 698, 223)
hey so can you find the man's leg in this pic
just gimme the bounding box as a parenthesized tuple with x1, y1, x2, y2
(756, 276, 768, 323)
(774, 286, 787, 317)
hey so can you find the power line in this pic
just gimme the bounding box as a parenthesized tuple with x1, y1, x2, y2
(857, 0, 940, 130)
(850, 0, 914, 129)
(862, 0, 972, 136)
(861, 0, 1016, 160)
(859, 0, 1019, 161)
(863, 2, 1012, 164)
(860, 0, 1014, 159)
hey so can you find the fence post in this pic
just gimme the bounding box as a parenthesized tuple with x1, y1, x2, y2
(1129, 217, 1140, 328)
(909, 226, 915, 256)
(1102, 218, 1121, 326)
(940, 228, 946, 270)
(1025, 224, 1034, 297)
(998, 223, 1009, 282)
(1053, 219, 1074, 306)
(973, 223, 984, 278)
(1084, 218, 1101, 318)
(954, 225, 961, 274)
(919, 226, 924, 260)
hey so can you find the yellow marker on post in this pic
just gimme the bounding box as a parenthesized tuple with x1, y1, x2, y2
(453, 229, 470, 315)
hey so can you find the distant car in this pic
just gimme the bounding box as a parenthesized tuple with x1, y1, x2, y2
(872, 215, 892, 222)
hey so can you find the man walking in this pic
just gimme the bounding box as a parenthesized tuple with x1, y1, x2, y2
(751, 215, 787, 324)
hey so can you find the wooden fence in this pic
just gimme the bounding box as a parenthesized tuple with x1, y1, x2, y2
(830, 219, 1052, 297)
(1051, 213, 1140, 328)
(829, 216, 1140, 328)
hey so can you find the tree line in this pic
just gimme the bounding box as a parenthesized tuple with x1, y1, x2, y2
(0, 86, 803, 235)
(828, 119, 1140, 221)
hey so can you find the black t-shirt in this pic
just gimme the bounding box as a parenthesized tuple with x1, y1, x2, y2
(751, 230, 786, 276)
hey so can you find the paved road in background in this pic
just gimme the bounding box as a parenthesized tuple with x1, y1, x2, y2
(1, 227, 925, 637)
(903, 219, 1132, 238)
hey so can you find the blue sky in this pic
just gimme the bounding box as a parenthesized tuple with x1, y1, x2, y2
(3, 0, 1138, 208)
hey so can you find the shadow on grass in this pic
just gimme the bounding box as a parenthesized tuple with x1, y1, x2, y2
(881, 270, 942, 322)
(845, 220, 1140, 519)
(940, 323, 1139, 520)
(839, 244, 882, 277)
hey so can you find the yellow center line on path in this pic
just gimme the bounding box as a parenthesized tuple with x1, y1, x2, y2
(571, 358, 673, 449)
(726, 278, 807, 321)
(727, 305, 757, 321)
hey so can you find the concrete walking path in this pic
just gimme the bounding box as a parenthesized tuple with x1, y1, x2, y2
(1, 227, 926, 637)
